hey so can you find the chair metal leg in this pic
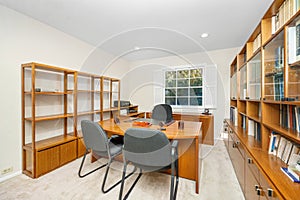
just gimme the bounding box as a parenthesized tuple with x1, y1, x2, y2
(78, 150, 107, 178)
(118, 163, 127, 200)
(119, 164, 143, 200)
(122, 168, 142, 200)
(102, 159, 137, 193)
(174, 159, 179, 200)
(170, 159, 179, 200)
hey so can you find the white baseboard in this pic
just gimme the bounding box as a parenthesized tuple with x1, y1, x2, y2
(0, 170, 22, 183)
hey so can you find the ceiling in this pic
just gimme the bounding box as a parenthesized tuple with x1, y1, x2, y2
(0, 0, 273, 61)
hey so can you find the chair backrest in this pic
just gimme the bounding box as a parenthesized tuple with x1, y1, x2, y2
(81, 120, 108, 152)
(151, 104, 173, 123)
(123, 128, 172, 171)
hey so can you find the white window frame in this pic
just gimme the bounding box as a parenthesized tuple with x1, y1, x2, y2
(164, 65, 205, 109)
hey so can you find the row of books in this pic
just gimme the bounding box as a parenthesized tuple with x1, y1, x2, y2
(288, 18, 300, 64)
(272, 0, 300, 34)
(280, 105, 300, 132)
(230, 107, 238, 126)
(269, 131, 300, 182)
(252, 33, 261, 53)
(268, 132, 300, 164)
(248, 119, 261, 142)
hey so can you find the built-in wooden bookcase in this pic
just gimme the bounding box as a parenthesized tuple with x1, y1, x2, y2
(226, 0, 300, 199)
(22, 63, 124, 178)
(230, 57, 238, 107)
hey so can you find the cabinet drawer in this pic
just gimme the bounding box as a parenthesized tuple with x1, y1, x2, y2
(36, 146, 60, 177)
(245, 152, 259, 181)
(60, 140, 77, 165)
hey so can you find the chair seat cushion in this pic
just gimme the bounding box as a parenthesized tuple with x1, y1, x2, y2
(109, 142, 123, 157)
(93, 142, 122, 158)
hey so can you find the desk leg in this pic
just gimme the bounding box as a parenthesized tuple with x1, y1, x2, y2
(195, 137, 200, 194)
(177, 138, 200, 194)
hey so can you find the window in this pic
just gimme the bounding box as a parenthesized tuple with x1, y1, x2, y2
(164, 67, 203, 106)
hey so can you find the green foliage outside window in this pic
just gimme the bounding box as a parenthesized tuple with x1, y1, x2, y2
(164, 67, 203, 106)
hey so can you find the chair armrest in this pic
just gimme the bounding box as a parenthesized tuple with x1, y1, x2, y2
(171, 140, 178, 159)
(171, 140, 178, 149)
(109, 135, 119, 140)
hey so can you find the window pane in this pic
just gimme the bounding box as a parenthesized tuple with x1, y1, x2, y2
(165, 80, 176, 87)
(165, 97, 176, 105)
(177, 79, 189, 87)
(190, 97, 202, 106)
(190, 88, 202, 96)
(177, 70, 189, 78)
(177, 88, 188, 96)
(190, 78, 202, 86)
(165, 71, 176, 79)
(165, 89, 176, 96)
(177, 97, 188, 105)
(190, 69, 202, 78)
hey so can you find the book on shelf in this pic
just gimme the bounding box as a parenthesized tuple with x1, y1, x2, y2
(282, 149, 300, 182)
(288, 26, 297, 64)
(241, 115, 246, 130)
(296, 18, 300, 61)
(248, 119, 254, 136)
(272, 0, 299, 34)
(280, 105, 300, 132)
(288, 18, 300, 64)
(288, 166, 300, 180)
(277, 137, 288, 159)
(281, 167, 300, 182)
(230, 107, 238, 126)
(268, 132, 280, 155)
(288, 149, 300, 166)
(246, 118, 261, 141)
(255, 123, 261, 142)
(282, 140, 293, 163)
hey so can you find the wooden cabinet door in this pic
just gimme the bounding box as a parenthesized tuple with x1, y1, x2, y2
(229, 134, 245, 192)
(77, 138, 86, 158)
(245, 163, 260, 200)
(60, 140, 77, 165)
(224, 127, 230, 150)
(245, 152, 260, 200)
(36, 146, 60, 177)
(260, 173, 280, 200)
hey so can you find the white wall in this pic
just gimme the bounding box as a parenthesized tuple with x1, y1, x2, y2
(0, 4, 239, 180)
(121, 47, 240, 140)
(0, 5, 130, 180)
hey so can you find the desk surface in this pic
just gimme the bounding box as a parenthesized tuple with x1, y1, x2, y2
(98, 117, 202, 194)
(99, 117, 202, 139)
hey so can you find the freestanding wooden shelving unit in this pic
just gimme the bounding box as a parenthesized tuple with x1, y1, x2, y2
(226, 0, 300, 199)
(21, 62, 131, 178)
(22, 63, 78, 178)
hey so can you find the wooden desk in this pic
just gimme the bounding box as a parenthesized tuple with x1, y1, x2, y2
(98, 118, 202, 194)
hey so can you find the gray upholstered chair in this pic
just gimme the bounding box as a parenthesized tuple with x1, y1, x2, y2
(78, 120, 135, 193)
(151, 104, 174, 125)
(119, 128, 179, 200)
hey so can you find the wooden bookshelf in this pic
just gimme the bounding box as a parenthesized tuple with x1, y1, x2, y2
(22, 62, 122, 177)
(227, 0, 300, 199)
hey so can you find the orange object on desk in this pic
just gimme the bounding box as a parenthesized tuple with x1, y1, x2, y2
(132, 121, 152, 127)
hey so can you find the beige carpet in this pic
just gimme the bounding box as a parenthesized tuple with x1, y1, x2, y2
(0, 139, 244, 200)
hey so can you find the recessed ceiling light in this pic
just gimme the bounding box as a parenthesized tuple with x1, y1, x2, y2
(134, 46, 140, 50)
(200, 33, 209, 38)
